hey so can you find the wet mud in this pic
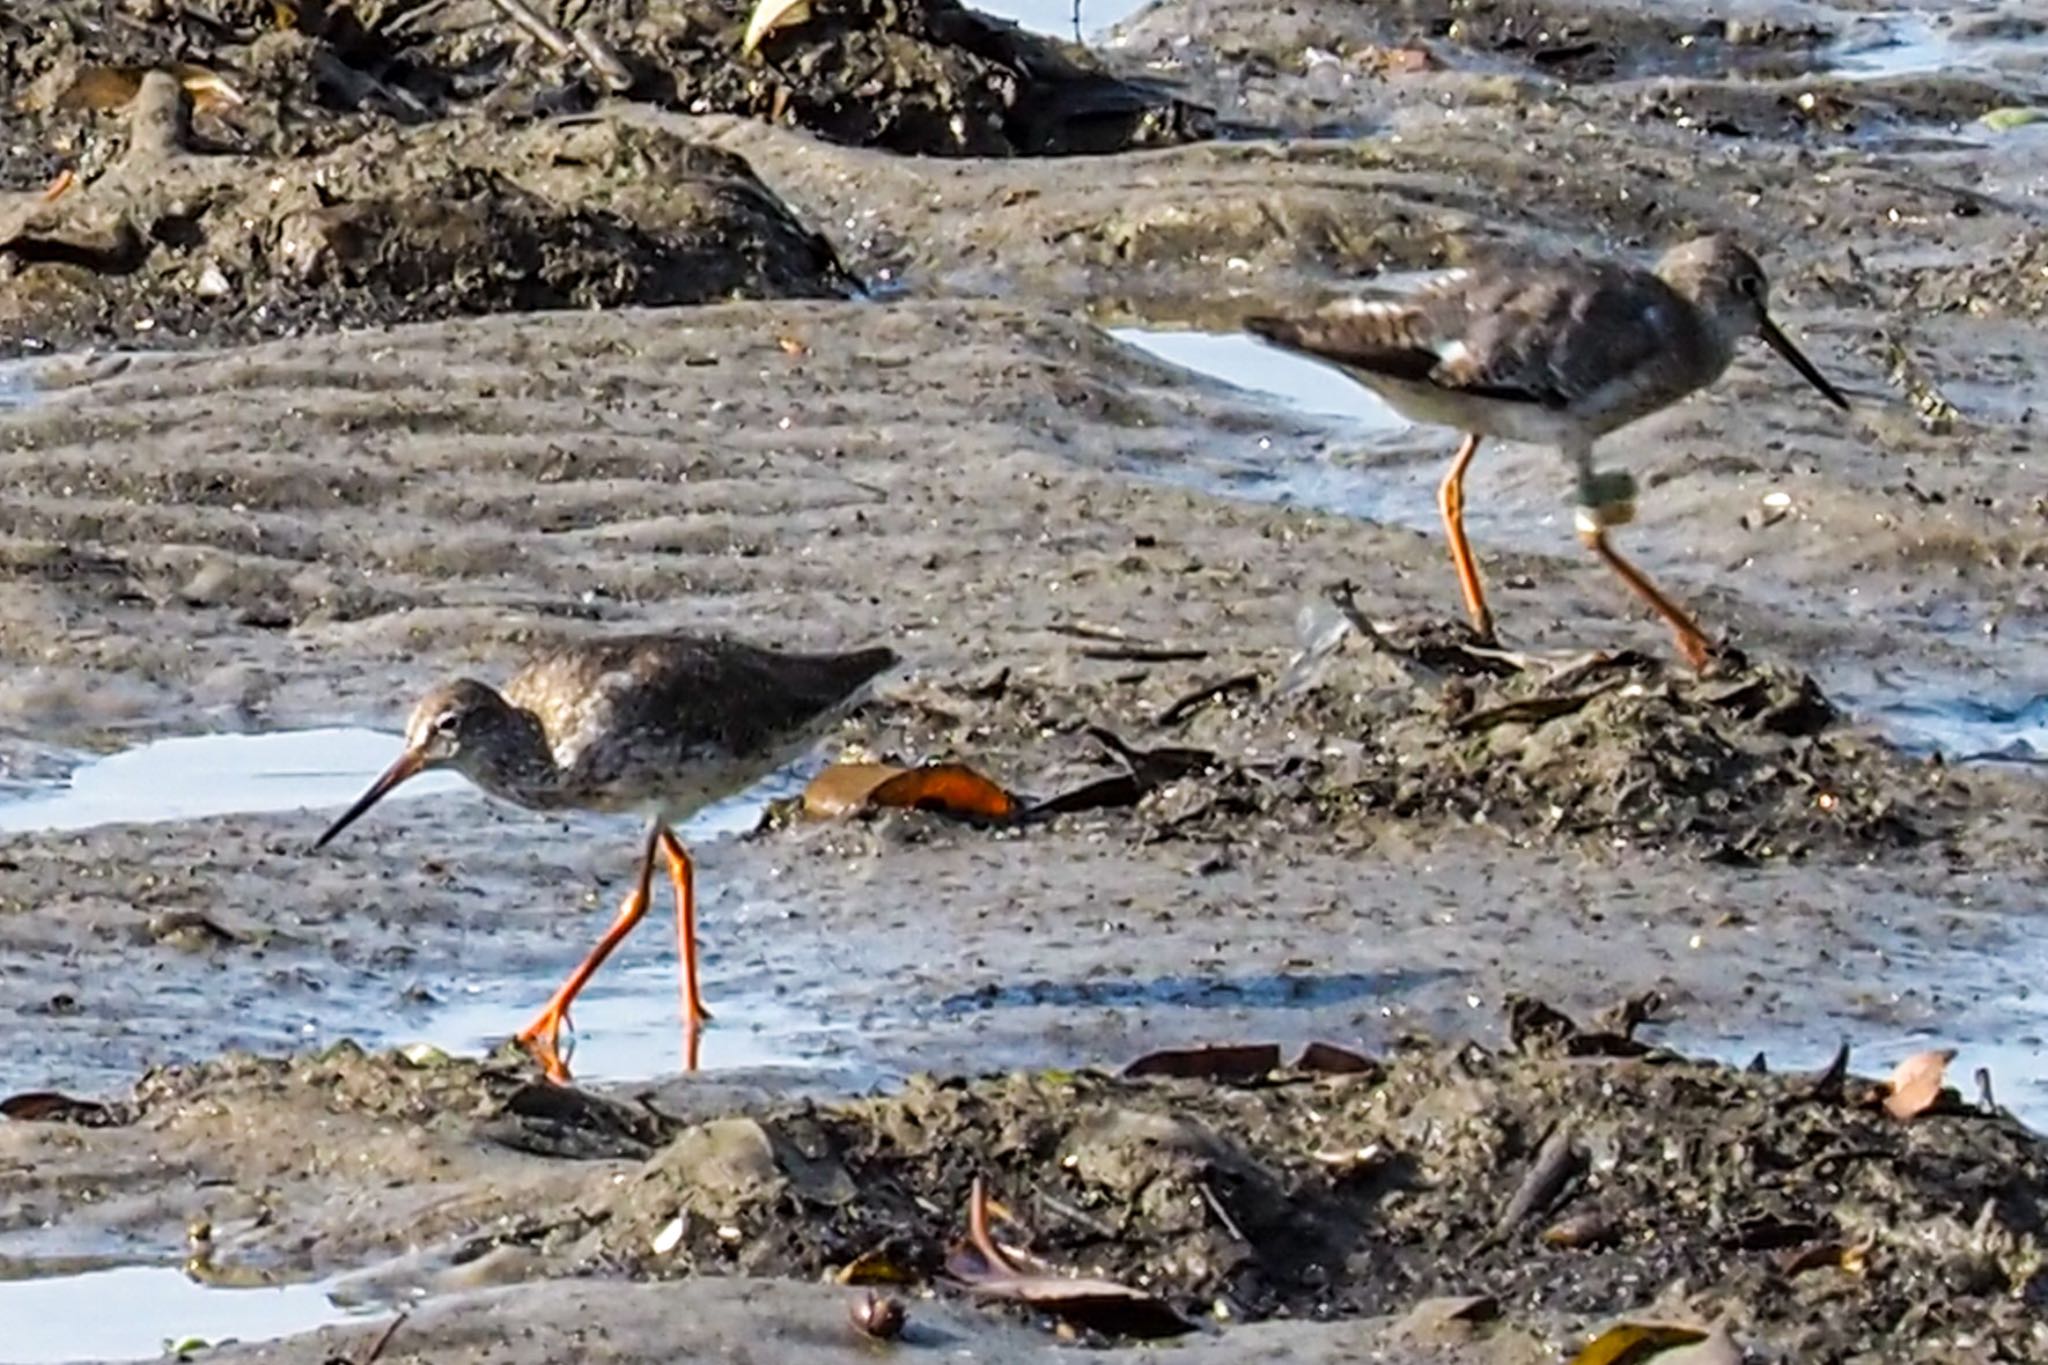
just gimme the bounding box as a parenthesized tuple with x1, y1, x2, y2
(2, 0, 2047, 1360)
(9, 1021, 2047, 1361)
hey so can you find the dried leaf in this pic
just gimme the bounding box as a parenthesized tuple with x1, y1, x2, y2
(1656, 1328, 1744, 1365)
(1774, 1239, 1870, 1277)
(0, 1091, 121, 1126)
(802, 762, 906, 818)
(1082, 727, 1216, 785)
(1884, 1048, 1955, 1120)
(1980, 106, 2048, 131)
(56, 64, 243, 114)
(1568, 1322, 1710, 1365)
(1396, 1294, 1499, 1340)
(1802, 1039, 1851, 1099)
(802, 761, 1016, 822)
(835, 1245, 915, 1285)
(1490, 1123, 1583, 1242)
(1294, 1041, 1373, 1074)
(741, 0, 813, 55)
(1541, 1210, 1617, 1249)
(948, 1178, 1192, 1339)
(1123, 1043, 1280, 1082)
(869, 763, 1016, 820)
(1023, 772, 1146, 818)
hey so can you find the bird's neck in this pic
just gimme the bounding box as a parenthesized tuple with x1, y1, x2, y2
(464, 708, 572, 809)
(1661, 280, 1744, 382)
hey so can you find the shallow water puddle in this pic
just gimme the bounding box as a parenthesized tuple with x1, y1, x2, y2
(1106, 326, 1430, 523)
(1823, 12, 2044, 84)
(0, 728, 466, 834)
(0, 359, 36, 411)
(1110, 327, 1408, 428)
(1857, 691, 2046, 764)
(423, 966, 863, 1084)
(970, 0, 1149, 41)
(1697, 1029, 2048, 1134)
(0, 1265, 379, 1364)
(1825, 14, 1954, 80)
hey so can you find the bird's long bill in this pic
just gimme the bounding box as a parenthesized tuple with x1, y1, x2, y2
(314, 747, 426, 849)
(1759, 315, 1850, 410)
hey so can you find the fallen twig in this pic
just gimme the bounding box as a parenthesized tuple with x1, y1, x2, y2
(1324, 579, 1407, 659)
(571, 22, 634, 91)
(488, 0, 576, 58)
(1484, 1122, 1583, 1247)
(1157, 672, 1259, 726)
(1197, 1180, 1247, 1244)
(1078, 644, 1208, 663)
(358, 1310, 409, 1365)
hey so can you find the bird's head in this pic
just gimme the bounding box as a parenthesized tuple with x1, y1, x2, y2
(1657, 235, 1849, 411)
(313, 679, 514, 850)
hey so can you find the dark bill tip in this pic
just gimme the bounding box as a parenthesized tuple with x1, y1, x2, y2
(1759, 315, 1850, 411)
(313, 748, 424, 850)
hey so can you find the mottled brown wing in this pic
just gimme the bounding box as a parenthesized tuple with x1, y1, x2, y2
(509, 635, 896, 776)
(1250, 260, 1698, 411)
(1244, 301, 1440, 385)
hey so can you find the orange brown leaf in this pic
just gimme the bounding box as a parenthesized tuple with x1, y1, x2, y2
(867, 763, 1016, 820)
(1568, 1323, 1710, 1365)
(55, 64, 244, 114)
(1124, 1043, 1281, 1082)
(948, 1177, 1192, 1339)
(1883, 1048, 1955, 1121)
(801, 763, 905, 819)
(802, 761, 1018, 823)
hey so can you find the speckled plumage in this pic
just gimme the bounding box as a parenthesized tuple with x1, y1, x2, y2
(1244, 235, 1848, 667)
(411, 634, 899, 817)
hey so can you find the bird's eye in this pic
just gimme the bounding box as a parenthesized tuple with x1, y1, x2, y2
(1735, 273, 1764, 299)
(433, 710, 461, 736)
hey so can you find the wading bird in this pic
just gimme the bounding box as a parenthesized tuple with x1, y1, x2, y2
(315, 633, 897, 1081)
(1246, 236, 1849, 667)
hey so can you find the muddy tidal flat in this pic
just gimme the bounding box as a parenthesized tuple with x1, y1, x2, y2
(3, 0, 2048, 1360)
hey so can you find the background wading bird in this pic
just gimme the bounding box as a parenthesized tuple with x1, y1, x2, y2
(1246, 235, 1850, 668)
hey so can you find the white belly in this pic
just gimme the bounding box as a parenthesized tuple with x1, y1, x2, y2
(1365, 375, 1607, 448)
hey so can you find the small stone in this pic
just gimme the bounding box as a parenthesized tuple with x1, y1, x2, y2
(651, 1213, 687, 1255)
(849, 1291, 906, 1340)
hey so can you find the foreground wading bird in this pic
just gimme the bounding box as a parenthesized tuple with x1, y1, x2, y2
(1245, 236, 1850, 668)
(314, 634, 898, 1082)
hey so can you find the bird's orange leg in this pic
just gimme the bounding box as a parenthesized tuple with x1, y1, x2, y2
(658, 828, 712, 1032)
(1577, 520, 1714, 671)
(1438, 433, 1494, 641)
(514, 821, 661, 1083)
